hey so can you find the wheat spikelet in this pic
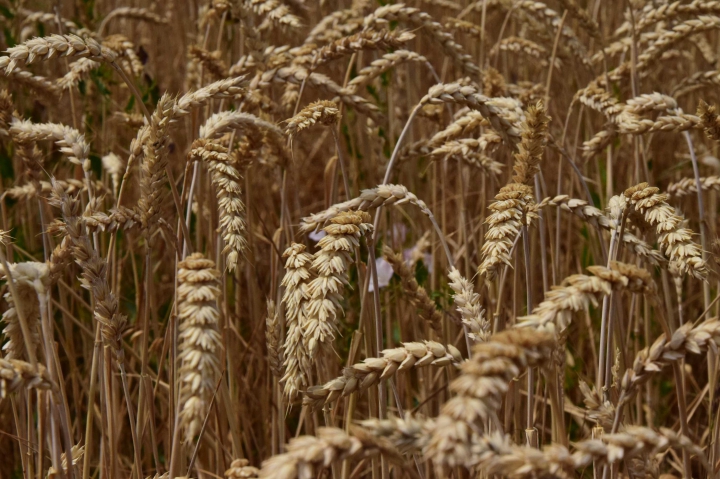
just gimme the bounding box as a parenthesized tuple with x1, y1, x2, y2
(510, 0, 591, 69)
(620, 318, 720, 404)
(225, 459, 259, 478)
(0, 358, 53, 397)
(189, 46, 229, 80)
(574, 85, 624, 117)
(490, 36, 560, 69)
(9, 119, 90, 170)
(427, 328, 556, 468)
(363, 3, 479, 77)
(467, 426, 707, 476)
(308, 29, 415, 69)
(517, 261, 655, 335)
(478, 183, 534, 280)
(255, 66, 381, 119)
(383, 246, 443, 331)
(698, 99, 720, 141)
(444, 17, 483, 37)
(674, 70, 720, 97)
(300, 184, 435, 233)
(347, 50, 428, 92)
(668, 176, 720, 197)
(51, 181, 127, 363)
(359, 414, 433, 454)
(284, 100, 340, 141)
(259, 427, 400, 478)
(511, 101, 550, 185)
(448, 268, 489, 343)
(431, 132, 503, 159)
(248, 0, 302, 29)
(280, 243, 314, 401)
(265, 300, 282, 378)
(47, 445, 84, 479)
(57, 58, 100, 90)
(304, 341, 462, 409)
(624, 183, 707, 279)
(422, 82, 521, 145)
(624, 93, 678, 115)
(1, 262, 47, 360)
(177, 76, 247, 114)
(1, 34, 117, 73)
(177, 253, 222, 442)
(304, 211, 372, 358)
(102, 34, 143, 77)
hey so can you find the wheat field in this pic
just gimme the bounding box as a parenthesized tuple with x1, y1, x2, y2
(1, 0, 720, 478)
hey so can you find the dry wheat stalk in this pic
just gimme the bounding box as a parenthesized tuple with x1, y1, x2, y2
(426, 328, 556, 469)
(225, 459, 259, 478)
(517, 261, 655, 335)
(265, 300, 282, 378)
(189, 140, 248, 270)
(304, 211, 372, 358)
(258, 427, 399, 478)
(383, 246, 442, 331)
(177, 253, 222, 442)
(347, 50, 428, 92)
(624, 183, 707, 279)
(304, 341, 462, 409)
(1, 262, 47, 361)
(300, 184, 434, 233)
(363, 3, 479, 77)
(308, 29, 415, 69)
(0, 358, 53, 397)
(448, 268, 489, 343)
(280, 243, 314, 401)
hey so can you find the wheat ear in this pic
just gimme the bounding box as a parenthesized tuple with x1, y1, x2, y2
(258, 427, 400, 478)
(383, 246, 442, 331)
(265, 300, 283, 378)
(280, 243, 314, 401)
(0, 358, 53, 397)
(304, 211, 373, 358)
(177, 253, 222, 442)
(304, 341, 462, 409)
(1, 34, 117, 73)
(1, 262, 47, 360)
(225, 459, 259, 478)
(448, 268, 490, 343)
(189, 140, 248, 270)
(624, 183, 707, 279)
(426, 328, 556, 469)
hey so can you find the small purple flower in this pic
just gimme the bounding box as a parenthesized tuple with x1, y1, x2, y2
(368, 257, 394, 292)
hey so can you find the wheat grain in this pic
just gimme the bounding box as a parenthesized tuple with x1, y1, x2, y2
(226, 459, 259, 478)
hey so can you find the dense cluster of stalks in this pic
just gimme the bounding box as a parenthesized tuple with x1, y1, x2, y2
(4, 0, 720, 478)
